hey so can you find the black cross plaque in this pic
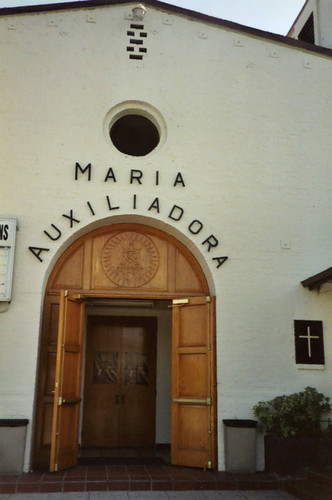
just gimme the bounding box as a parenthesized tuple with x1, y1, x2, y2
(294, 320, 324, 365)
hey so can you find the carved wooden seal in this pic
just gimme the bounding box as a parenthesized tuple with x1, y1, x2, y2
(102, 232, 159, 288)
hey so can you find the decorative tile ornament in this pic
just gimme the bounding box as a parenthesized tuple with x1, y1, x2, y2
(294, 320, 324, 365)
(102, 232, 159, 288)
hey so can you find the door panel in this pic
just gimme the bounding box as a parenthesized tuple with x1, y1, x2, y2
(178, 354, 208, 397)
(82, 318, 121, 447)
(178, 304, 207, 347)
(119, 322, 157, 447)
(50, 291, 84, 472)
(178, 404, 209, 450)
(82, 316, 157, 448)
(171, 296, 216, 469)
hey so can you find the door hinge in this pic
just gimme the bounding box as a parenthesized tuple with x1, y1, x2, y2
(54, 463, 58, 472)
(206, 296, 211, 303)
(58, 396, 63, 406)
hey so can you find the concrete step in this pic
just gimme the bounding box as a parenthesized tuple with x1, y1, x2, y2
(284, 469, 332, 500)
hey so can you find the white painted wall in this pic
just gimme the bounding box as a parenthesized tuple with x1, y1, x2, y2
(0, 3, 331, 471)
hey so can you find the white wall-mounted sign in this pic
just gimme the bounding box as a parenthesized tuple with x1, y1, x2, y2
(0, 217, 17, 301)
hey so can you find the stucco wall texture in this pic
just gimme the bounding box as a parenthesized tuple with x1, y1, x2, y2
(0, 2, 331, 471)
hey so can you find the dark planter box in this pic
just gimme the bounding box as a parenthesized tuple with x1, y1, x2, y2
(264, 435, 332, 477)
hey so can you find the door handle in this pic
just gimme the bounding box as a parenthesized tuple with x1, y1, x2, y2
(60, 397, 81, 405)
(172, 397, 211, 405)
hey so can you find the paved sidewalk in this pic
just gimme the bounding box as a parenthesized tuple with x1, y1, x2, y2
(0, 490, 297, 499)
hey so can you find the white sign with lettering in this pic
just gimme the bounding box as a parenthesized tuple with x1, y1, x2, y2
(0, 217, 17, 301)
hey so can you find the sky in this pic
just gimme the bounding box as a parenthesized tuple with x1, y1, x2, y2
(0, 0, 306, 35)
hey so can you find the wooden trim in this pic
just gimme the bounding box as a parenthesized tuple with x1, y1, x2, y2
(50, 290, 66, 472)
(46, 223, 209, 296)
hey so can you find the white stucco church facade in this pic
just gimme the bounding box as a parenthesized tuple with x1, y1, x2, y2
(0, 0, 331, 473)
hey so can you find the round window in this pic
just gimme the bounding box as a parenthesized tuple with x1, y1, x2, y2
(110, 114, 160, 156)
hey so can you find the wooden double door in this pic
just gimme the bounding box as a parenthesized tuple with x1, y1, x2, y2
(50, 292, 216, 472)
(81, 315, 157, 449)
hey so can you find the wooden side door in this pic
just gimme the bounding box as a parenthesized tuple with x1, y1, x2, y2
(50, 290, 84, 472)
(171, 296, 216, 469)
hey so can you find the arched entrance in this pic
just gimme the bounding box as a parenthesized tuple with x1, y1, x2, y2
(33, 223, 216, 471)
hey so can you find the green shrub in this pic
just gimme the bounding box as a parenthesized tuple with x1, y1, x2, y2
(253, 387, 331, 439)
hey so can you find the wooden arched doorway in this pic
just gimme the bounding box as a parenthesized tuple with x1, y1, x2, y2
(33, 223, 216, 471)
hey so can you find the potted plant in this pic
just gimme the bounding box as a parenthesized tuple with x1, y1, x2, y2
(253, 387, 332, 476)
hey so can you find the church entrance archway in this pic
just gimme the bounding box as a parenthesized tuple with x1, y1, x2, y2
(32, 223, 216, 471)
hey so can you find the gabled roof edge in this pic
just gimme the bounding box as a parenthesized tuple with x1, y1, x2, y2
(1, 0, 332, 58)
(287, 0, 310, 36)
(301, 267, 332, 290)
